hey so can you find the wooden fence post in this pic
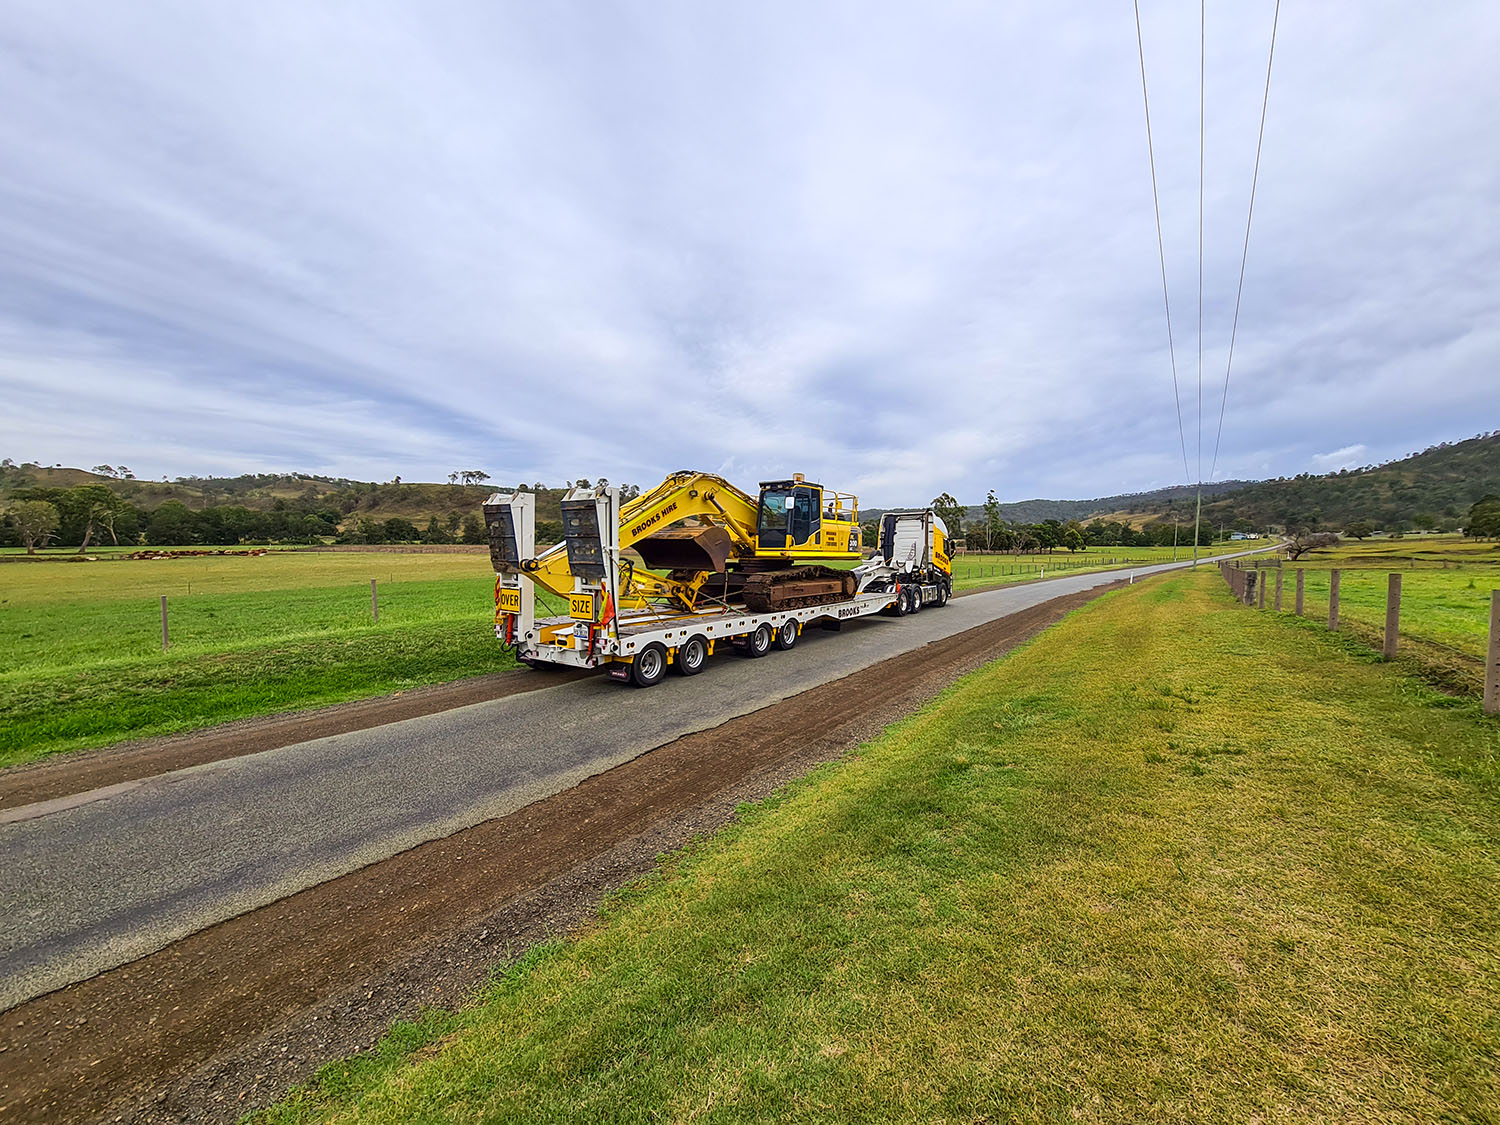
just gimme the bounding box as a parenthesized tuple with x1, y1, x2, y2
(1258, 574, 1266, 609)
(371, 579, 379, 624)
(1295, 570, 1304, 616)
(1383, 573, 1401, 659)
(1274, 569, 1283, 611)
(160, 595, 169, 651)
(1328, 569, 1341, 631)
(1485, 590, 1500, 715)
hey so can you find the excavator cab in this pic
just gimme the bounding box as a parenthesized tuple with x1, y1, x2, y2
(754, 475, 860, 560)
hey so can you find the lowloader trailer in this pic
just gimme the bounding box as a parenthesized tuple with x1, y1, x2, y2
(483, 475, 953, 688)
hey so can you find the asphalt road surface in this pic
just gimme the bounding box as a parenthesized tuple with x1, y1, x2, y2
(0, 555, 1254, 1008)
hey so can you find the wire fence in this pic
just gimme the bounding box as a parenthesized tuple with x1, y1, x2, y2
(1218, 560, 1500, 713)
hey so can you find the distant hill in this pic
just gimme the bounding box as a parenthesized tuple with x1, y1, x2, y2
(0, 465, 577, 526)
(863, 431, 1500, 536)
(967, 480, 1256, 525)
(5, 428, 1497, 546)
(862, 481, 1253, 530)
(1198, 432, 1500, 532)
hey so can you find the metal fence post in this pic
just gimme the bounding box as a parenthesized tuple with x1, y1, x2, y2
(1384, 573, 1401, 659)
(1486, 590, 1500, 715)
(161, 595, 169, 651)
(1328, 569, 1341, 631)
(1295, 569, 1305, 616)
(1274, 569, 1283, 611)
(371, 578, 379, 624)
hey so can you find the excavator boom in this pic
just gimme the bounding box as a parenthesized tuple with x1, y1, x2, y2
(485, 469, 861, 613)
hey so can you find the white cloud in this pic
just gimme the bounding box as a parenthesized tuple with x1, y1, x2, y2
(0, 0, 1496, 506)
(1309, 444, 1369, 473)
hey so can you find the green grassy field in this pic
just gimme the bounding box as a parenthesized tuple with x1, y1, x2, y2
(0, 551, 569, 766)
(1287, 568, 1495, 659)
(1233, 535, 1500, 694)
(254, 570, 1500, 1124)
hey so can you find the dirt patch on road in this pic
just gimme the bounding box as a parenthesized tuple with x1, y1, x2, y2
(0, 668, 587, 812)
(0, 583, 1119, 1124)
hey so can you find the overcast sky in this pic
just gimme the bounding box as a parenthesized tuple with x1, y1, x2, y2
(1, 2, 1495, 505)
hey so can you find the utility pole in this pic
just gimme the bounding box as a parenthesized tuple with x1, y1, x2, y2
(1192, 485, 1202, 567)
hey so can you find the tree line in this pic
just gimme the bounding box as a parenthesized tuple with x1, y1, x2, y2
(920, 492, 1225, 553)
(0, 481, 587, 553)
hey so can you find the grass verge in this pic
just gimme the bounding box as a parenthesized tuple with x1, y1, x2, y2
(254, 569, 1500, 1124)
(0, 621, 518, 768)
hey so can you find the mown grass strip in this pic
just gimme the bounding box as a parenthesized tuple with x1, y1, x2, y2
(254, 570, 1500, 1124)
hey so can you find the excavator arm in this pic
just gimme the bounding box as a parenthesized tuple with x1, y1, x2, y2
(503, 471, 763, 608)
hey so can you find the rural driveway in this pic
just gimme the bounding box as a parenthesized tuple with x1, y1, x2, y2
(0, 554, 1261, 1008)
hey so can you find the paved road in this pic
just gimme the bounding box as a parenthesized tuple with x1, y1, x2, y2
(0, 555, 1257, 1007)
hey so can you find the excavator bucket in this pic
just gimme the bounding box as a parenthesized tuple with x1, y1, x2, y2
(633, 526, 734, 574)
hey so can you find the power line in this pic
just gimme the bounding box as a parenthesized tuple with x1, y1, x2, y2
(1132, 0, 1192, 484)
(1209, 0, 1281, 481)
(1193, 0, 1205, 565)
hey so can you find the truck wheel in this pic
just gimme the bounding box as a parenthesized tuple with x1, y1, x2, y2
(630, 643, 668, 687)
(934, 582, 949, 607)
(674, 635, 708, 676)
(744, 623, 774, 657)
(908, 586, 924, 613)
(775, 619, 798, 650)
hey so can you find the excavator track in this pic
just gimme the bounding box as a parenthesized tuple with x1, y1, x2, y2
(741, 565, 857, 613)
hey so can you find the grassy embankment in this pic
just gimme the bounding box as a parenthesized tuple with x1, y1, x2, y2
(257, 569, 1500, 1124)
(0, 552, 566, 767)
(1254, 535, 1500, 695)
(948, 539, 1269, 592)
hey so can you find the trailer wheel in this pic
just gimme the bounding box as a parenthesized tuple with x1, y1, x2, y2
(674, 635, 708, 676)
(775, 619, 799, 650)
(744, 623, 774, 657)
(630, 643, 668, 687)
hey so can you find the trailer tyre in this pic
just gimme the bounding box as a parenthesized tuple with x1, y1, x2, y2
(630, 643, 668, 687)
(744, 623, 774, 657)
(674, 635, 708, 676)
(775, 619, 798, 650)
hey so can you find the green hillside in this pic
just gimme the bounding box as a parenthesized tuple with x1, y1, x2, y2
(0, 462, 592, 548)
(942, 431, 1500, 536)
(4, 428, 1496, 549)
(1199, 432, 1500, 532)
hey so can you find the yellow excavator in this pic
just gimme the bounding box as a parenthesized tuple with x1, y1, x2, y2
(489, 470, 863, 613)
(483, 472, 953, 685)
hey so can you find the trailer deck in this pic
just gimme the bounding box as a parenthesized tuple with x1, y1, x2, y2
(505, 589, 911, 679)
